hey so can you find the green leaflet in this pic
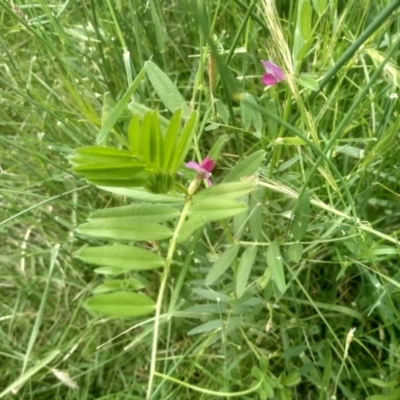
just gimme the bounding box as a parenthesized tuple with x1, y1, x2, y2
(76, 245, 165, 271)
(90, 204, 179, 222)
(267, 240, 286, 294)
(144, 60, 190, 118)
(86, 292, 155, 317)
(300, 0, 312, 41)
(187, 319, 223, 336)
(178, 200, 247, 243)
(97, 187, 184, 203)
(296, 75, 319, 91)
(222, 150, 265, 183)
(96, 67, 146, 144)
(236, 245, 257, 298)
(77, 218, 172, 241)
(240, 93, 263, 138)
(188, 198, 247, 221)
(288, 242, 303, 263)
(194, 181, 256, 201)
(205, 244, 240, 285)
(292, 188, 310, 241)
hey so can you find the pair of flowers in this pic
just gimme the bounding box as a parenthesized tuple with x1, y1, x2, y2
(186, 60, 284, 187)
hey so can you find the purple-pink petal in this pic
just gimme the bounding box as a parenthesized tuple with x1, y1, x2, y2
(186, 161, 201, 171)
(200, 157, 215, 172)
(262, 60, 284, 81)
(262, 73, 278, 86)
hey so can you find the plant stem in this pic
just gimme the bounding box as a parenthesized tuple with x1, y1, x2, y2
(146, 197, 192, 400)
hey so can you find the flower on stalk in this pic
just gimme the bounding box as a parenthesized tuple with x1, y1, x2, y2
(261, 60, 285, 86)
(186, 156, 215, 195)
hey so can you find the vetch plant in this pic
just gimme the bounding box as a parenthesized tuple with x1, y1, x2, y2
(71, 61, 265, 399)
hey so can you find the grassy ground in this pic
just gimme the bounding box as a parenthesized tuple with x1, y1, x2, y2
(1, 0, 400, 399)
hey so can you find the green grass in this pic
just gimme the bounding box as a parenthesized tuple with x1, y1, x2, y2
(1, 0, 400, 399)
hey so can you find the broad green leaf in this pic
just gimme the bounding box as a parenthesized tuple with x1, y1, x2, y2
(128, 114, 140, 154)
(368, 378, 399, 389)
(162, 109, 181, 170)
(97, 67, 146, 144)
(266, 99, 278, 138)
(169, 111, 197, 172)
(233, 195, 249, 240)
(144, 60, 190, 118)
(205, 122, 219, 131)
(186, 304, 226, 315)
(335, 145, 364, 159)
(101, 92, 115, 128)
(281, 371, 301, 387)
(292, 188, 310, 241)
(77, 218, 172, 241)
(367, 378, 400, 389)
(151, 112, 164, 166)
(209, 134, 228, 161)
(139, 111, 152, 164)
(257, 267, 271, 290)
(300, 1, 312, 41)
(267, 240, 286, 294)
(98, 186, 184, 203)
(241, 93, 252, 130)
(93, 266, 124, 275)
(73, 165, 145, 180)
(366, 389, 400, 400)
(311, 0, 326, 15)
(222, 150, 265, 183)
(214, 99, 229, 124)
(71, 146, 137, 165)
(71, 146, 146, 181)
(76, 245, 164, 270)
(236, 245, 257, 298)
(86, 292, 155, 317)
(177, 215, 205, 243)
(194, 181, 256, 200)
(179, 200, 247, 243)
(205, 244, 240, 285)
(90, 204, 179, 223)
(296, 75, 319, 91)
(296, 36, 314, 62)
(188, 198, 247, 221)
(288, 242, 303, 263)
(240, 93, 262, 138)
(192, 287, 230, 302)
(276, 137, 306, 145)
(249, 187, 263, 241)
(187, 319, 223, 335)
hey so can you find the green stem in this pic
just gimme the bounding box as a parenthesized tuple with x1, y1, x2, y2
(104, 0, 127, 51)
(146, 197, 193, 399)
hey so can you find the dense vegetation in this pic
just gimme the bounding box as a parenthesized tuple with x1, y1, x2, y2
(1, 1, 400, 399)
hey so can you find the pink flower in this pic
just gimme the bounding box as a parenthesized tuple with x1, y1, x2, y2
(261, 60, 285, 86)
(186, 156, 215, 186)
